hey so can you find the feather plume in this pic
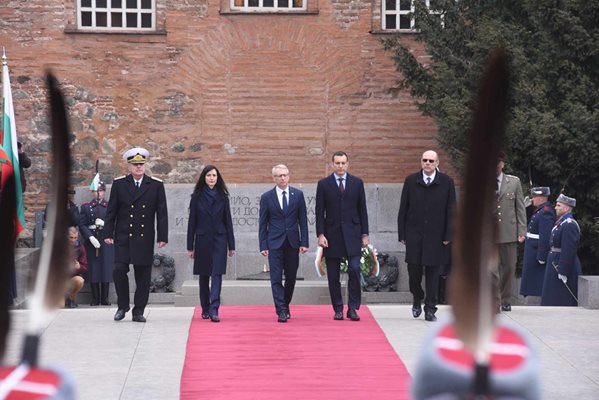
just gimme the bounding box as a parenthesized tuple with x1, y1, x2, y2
(22, 72, 72, 366)
(0, 174, 17, 361)
(448, 48, 509, 378)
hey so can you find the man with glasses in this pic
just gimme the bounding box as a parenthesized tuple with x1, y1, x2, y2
(104, 147, 168, 323)
(398, 150, 456, 322)
(259, 164, 309, 322)
(493, 152, 526, 312)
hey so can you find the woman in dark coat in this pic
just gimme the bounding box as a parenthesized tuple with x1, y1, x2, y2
(186, 165, 235, 322)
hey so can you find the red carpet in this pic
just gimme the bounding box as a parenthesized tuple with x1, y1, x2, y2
(180, 305, 410, 399)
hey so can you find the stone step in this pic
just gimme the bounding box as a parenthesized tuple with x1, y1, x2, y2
(174, 279, 413, 307)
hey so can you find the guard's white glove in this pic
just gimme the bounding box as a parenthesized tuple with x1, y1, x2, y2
(558, 274, 567, 284)
(89, 236, 101, 249)
(539, 260, 546, 264)
(524, 196, 532, 208)
(95, 218, 105, 227)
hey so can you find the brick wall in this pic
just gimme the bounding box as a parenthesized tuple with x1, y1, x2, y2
(0, 0, 458, 223)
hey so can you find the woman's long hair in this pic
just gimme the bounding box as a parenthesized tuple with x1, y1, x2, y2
(192, 165, 229, 198)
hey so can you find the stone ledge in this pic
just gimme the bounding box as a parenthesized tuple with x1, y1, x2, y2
(578, 276, 599, 309)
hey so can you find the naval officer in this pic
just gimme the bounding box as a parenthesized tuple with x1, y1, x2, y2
(104, 147, 168, 322)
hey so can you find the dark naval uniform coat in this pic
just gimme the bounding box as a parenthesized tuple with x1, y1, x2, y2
(541, 213, 581, 306)
(520, 202, 555, 297)
(104, 174, 168, 266)
(186, 192, 235, 276)
(79, 198, 115, 283)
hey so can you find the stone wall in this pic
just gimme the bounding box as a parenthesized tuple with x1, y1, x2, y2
(1, 0, 458, 230)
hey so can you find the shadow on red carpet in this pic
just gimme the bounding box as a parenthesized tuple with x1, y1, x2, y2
(180, 305, 411, 399)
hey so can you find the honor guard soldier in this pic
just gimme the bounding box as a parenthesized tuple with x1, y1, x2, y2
(541, 194, 581, 306)
(520, 187, 555, 298)
(79, 181, 115, 306)
(104, 147, 168, 322)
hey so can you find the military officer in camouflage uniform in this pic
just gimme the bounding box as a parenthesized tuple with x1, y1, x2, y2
(493, 152, 526, 312)
(104, 147, 168, 322)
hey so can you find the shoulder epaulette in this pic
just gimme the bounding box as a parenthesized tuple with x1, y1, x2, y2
(505, 174, 520, 180)
(81, 202, 92, 206)
(114, 175, 126, 180)
(151, 176, 163, 183)
(543, 205, 552, 211)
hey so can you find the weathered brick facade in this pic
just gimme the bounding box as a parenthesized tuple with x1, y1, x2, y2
(1, 0, 457, 223)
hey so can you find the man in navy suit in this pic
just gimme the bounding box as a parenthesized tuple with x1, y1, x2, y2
(315, 151, 369, 321)
(259, 164, 309, 323)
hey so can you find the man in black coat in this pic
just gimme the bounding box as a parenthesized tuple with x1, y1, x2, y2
(398, 150, 456, 321)
(104, 147, 168, 323)
(316, 151, 369, 321)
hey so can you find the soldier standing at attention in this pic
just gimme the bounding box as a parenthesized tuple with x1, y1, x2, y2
(493, 152, 526, 312)
(520, 186, 555, 299)
(104, 147, 168, 323)
(79, 181, 114, 306)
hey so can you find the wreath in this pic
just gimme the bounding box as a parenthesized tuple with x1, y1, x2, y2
(314, 244, 379, 278)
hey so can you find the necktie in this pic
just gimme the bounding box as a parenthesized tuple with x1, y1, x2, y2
(338, 178, 344, 194)
(426, 177, 431, 186)
(136, 181, 140, 188)
(282, 191, 288, 212)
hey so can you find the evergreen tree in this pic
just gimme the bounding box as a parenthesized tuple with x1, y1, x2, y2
(384, 0, 599, 273)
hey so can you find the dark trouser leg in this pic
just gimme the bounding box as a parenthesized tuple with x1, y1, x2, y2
(132, 264, 151, 316)
(408, 264, 425, 306)
(282, 242, 299, 310)
(90, 283, 100, 305)
(268, 247, 286, 314)
(498, 242, 517, 304)
(209, 274, 222, 316)
(326, 257, 343, 313)
(346, 255, 362, 311)
(100, 282, 111, 305)
(423, 265, 440, 314)
(113, 262, 130, 310)
(199, 276, 210, 313)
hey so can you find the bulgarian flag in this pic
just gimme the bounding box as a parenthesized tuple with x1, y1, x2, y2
(2, 49, 26, 233)
(89, 172, 100, 191)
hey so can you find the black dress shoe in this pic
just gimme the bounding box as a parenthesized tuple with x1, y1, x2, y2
(132, 314, 146, 323)
(501, 303, 512, 312)
(285, 310, 291, 320)
(100, 299, 111, 306)
(333, 311, 344, 320)
(90, 299, 100, 306)
(412, 304, 423, 319)
(201, 312, 210, 319)
(347, 309, 360, 321)
(210, 315, 220, 323)
(114, 307, 130, 321)
(277, 311, 288, 323)
(424, 311, 437, 322)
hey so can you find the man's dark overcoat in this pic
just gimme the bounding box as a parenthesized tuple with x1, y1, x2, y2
(397, 171, 456, 266)
(315, 173, 369, 258)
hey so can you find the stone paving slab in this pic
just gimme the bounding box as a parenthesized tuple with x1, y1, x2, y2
(3, 306, 599, 399)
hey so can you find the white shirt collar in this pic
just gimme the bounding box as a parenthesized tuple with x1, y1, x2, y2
(422, 170, 436, 184)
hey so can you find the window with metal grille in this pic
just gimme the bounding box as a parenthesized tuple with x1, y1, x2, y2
(78, 0, 155, 31)
(230, 0, 306, 12)
(382, 0, 438, 31)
